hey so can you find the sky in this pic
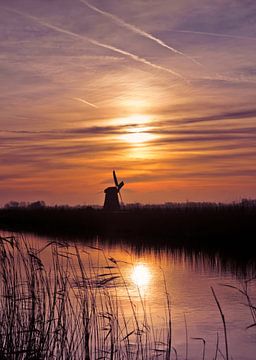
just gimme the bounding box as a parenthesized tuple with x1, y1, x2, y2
(0, 0, 256, 205)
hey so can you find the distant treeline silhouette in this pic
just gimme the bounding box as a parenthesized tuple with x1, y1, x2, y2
(0, 201, 255, 261)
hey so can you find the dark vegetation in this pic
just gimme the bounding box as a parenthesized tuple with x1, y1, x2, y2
(0, 201, 256, 265)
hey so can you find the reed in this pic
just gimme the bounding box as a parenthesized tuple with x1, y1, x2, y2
(211, 287, 229, 360)
(0, 235, 255, 359)
(0, 235, 174, 359)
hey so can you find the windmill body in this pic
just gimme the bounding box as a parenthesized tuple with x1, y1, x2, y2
(103, 171, 124, 211)
(103, 186, 120, 210)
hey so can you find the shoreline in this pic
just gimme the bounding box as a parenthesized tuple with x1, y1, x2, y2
(0, 203, 255, 262)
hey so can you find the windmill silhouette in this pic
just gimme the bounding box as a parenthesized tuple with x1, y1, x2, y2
(103, 170, 124, 210)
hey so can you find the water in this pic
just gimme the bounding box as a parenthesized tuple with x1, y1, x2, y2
(1, 230, 256, 360)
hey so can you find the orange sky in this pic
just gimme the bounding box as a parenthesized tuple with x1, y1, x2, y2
(0, 0, 256, 205)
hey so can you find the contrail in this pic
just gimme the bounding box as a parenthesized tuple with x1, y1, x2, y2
(72, 97, 98, 108)
(80, 0, 201, 67)
(172, 29, 256, 41)
(3, 7, 185, 80)
(192, 74, 256, 84)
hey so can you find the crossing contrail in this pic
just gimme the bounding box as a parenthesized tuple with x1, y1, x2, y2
(3, 6, 185, 80)
(72, 97, 98, 108)
(79, 0, 202, 67)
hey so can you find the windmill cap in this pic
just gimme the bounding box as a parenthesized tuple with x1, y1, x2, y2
(104, 186, 118, 193)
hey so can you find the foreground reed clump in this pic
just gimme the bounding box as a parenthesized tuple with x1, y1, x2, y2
(1, 234, 256, 359)
(0, 235, 173, 360)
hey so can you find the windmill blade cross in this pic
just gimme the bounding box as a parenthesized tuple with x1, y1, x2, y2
(112, 169, 125, 205)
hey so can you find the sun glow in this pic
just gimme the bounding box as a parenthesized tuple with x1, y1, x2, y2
(131, 264, 152, 288)
(117, 114, 156, 144)
(117, 114, 151, 126)
(121, 132, 155, 144)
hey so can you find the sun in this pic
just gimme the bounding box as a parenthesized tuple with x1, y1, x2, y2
(120, 129, 155, 144)
(116, 114, 157, 145)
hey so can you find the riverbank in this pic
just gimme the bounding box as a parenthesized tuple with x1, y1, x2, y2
(0, 203, 255, 260)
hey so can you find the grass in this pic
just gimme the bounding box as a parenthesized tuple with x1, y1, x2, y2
(1, 234, 256, 359)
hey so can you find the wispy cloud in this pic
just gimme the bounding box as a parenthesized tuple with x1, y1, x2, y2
(173, 29, 256, 42)
(3, 6, 185, 80)
(80, 0, 201, 67)
(178, 108, 256, 125)
(192, 74, 256, 84)
(124, 168, 256, 184)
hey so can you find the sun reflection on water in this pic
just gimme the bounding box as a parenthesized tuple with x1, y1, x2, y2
(131, 263, 152, 289)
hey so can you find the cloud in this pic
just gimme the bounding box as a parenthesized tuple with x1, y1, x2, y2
(174, 109, 256, 125)
(154, 135, 256, 146)
(2, 118, 256, 141)
(124, 167, 256, 184)
(151, 126, 256, 136)
(172, 29, 256, 42)
(3, 6, 185, 80)
(80, 0, 201, 66)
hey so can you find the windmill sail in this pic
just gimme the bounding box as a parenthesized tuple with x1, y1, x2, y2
(113, 170, 124, 192)
(118, 181, 124, 191)
(113, 170, 119, 187)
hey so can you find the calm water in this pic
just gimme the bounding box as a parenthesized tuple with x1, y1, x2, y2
(1, 230, 256, 360)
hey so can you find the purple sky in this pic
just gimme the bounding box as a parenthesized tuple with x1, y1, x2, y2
(0, 0, 256, 205)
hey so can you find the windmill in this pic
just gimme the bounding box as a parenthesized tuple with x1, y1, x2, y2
(103, 170, 124, 210)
